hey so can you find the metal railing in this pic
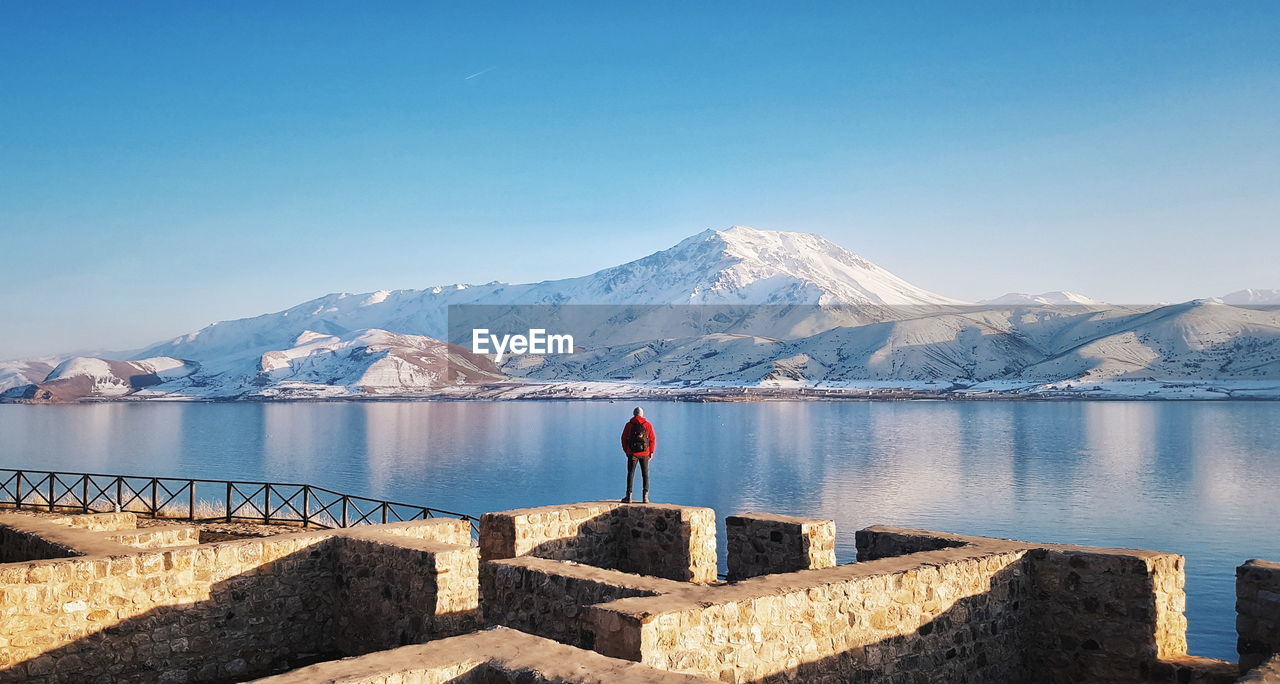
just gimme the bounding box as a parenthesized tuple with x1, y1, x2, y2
(0, 468, 477, 535)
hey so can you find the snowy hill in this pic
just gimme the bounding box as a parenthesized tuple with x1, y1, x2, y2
(980, 291, 1103, 306)
(510, 300, 1280, 397)
(0, 358, 58, 393)
(1219, 289, 1280, 305)
(199, 329, 503, 399)
(4, 226, 1278, 401)
(4, 357, 198, 402)
(1003, 300, 1280, 384)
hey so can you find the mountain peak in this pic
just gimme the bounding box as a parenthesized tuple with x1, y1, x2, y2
(125, 225, 964, 365)
(715, 224, 818, 240)
(678, 225, 965, 306)
(708, 224, 824, 244)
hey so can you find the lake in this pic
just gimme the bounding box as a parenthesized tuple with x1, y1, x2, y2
(1, 400, 1276, 660)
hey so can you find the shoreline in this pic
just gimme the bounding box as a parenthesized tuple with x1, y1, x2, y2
(5, 382, 1280, 405)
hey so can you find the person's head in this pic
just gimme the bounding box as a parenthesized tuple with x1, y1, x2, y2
(633, 407, 643, 417)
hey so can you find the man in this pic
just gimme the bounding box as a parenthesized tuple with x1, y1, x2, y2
(620, 407, 656, 503)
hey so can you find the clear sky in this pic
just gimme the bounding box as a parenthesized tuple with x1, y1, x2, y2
(2, 2, 1278, 359)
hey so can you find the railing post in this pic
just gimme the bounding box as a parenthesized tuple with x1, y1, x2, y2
(0, 469, 476, 540)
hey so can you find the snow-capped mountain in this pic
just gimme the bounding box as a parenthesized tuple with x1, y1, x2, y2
(513, 300, 1280, 397)
(999, 300, 1280, 384)
(216, 329, 502, 399)
(980, 291, 1103, 306)
(1219, 289, 1280, 305)
(0, 358, 59, 393)
(4, 226, 1278, 401)
(8, 357, 198, 402)
(132, 226, 962, 366)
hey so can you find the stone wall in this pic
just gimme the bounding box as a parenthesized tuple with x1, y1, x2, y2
(0, 514, 132, 563)
(1238, 654, 1280, 683)
(333, 530, 480, 654)
(0, 513, 196, 558)
(365, 518, 475, 546)
(1028, 545, 1189, 683)
(857, 526, 1247, 684)
(47, 512, 139, 532)
(1148, 655, 1241, 683)
(1239, 560, 1280, 672)
(103, 525, 200, 549)
(0, 512, 197, 562)
(483, 556, 685, 649)
(587, 542, 1033, 683)
(725, 513, 835, 581)
(480, 502, 717, 583)
(0, 516, 481, 683)
(251, 627, 714, 683)
(854, 526, 969, 561)
(569, 525, 1251, 684)
(857, 526, 1209, 684)
(0, 531, 338, 682)
(615, 505, 717, 583)
(7, 502, 1279, 684)
(480, 501, 617, 563)
(0, 519, 80, 563)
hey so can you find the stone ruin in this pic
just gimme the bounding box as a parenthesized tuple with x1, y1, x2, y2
(1, 501, 1278, 683)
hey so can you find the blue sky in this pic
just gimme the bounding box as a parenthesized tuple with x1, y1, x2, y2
(2, 2, 1278, 359)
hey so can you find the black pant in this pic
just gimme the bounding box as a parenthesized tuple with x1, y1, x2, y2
(626, 455, 650, 494)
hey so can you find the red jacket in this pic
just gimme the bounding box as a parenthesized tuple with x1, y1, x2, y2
(621, 416, 656, 458)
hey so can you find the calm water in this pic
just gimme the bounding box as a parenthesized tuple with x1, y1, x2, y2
(1, 400, 1276, 660)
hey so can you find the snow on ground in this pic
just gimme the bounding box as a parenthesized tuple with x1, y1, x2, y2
(0, 357, 59, 392)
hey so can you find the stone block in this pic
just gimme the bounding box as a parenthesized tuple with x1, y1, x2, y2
(1237, 653, 1280, 683)
(479, 501, 716, 583)
(725, 512, 836, 581)
(46, 512, 139, 532)
(1240, 560, 1280, 672)
(103, 526, 200, 550)
(482, 556, 684, 648)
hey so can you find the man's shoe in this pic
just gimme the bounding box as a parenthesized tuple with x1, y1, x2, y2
(621, 494, 632, 503)
(642, 492, 650, 504)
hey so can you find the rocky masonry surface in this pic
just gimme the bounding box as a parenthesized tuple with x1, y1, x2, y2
(725, 512, 837, 580)
(1239, 560, 1280, 673)
(1, 501, 1279, 683)
(0, 512, 480, 682)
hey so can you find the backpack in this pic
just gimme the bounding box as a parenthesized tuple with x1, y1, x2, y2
(627, 422, 650, 453)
